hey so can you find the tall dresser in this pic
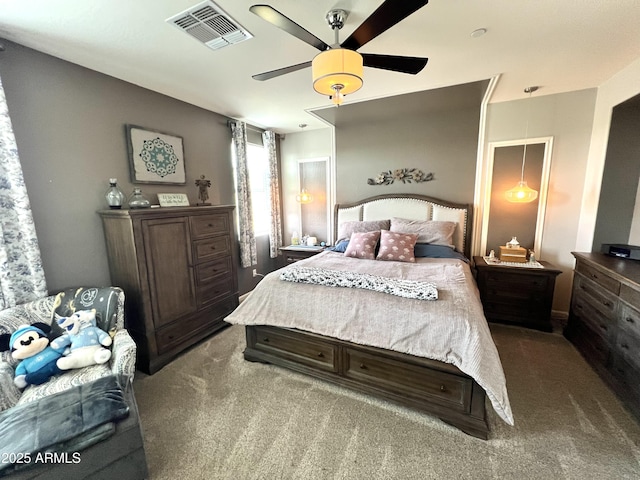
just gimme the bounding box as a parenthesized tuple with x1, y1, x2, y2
(99, 206, 238, 374)
(565, 252, 640, 419)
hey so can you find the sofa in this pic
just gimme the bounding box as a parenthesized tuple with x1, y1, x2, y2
(0, 287, 148, 479)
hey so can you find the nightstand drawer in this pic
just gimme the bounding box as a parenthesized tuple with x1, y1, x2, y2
(575, 260, 620, 295)
(252, 326, 337, 372)
(483, 271, 549, 293)
(344, 348, 473, 412)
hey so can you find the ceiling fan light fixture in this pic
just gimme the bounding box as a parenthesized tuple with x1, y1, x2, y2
(312, 48, 363, 101)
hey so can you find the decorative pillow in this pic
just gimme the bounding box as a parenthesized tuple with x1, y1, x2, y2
(414, 243, 469, 263)
(376, 230, 418, 263)
(337, 220, 390, 243)
(390, 217, 456, 248)
(344, 231, 381, 260)
(328, 239, 349, 253)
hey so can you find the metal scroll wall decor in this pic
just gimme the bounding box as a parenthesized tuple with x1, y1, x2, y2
(367, 168, 434, 186)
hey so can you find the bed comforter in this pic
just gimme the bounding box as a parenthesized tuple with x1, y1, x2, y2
(226, 251, 513, 425)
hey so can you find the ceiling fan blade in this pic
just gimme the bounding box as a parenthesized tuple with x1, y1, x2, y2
(250, 5, 329, 51)
(362, 54, 428, 75)
(341, 0, 429, 51)
(252, 61, 312, 81)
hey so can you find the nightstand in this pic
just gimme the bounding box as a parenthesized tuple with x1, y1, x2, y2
(279, 245, 325, 263)
(473, 256, 561, 332)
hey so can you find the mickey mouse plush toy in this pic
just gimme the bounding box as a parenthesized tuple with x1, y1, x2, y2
(0, 323, 64, 388)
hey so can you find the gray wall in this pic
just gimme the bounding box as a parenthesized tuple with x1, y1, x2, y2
(0, 40, 274, 295)
(325, 82, 487, 205)
(592, 95, 640, 251)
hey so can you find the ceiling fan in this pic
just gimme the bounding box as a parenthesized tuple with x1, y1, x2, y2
(250, 1, 429, 105)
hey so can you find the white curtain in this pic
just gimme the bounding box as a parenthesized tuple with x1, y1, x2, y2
(0, 74, 47, 309)
(230, 121, 257, 268)
(262, 130, 283, 258)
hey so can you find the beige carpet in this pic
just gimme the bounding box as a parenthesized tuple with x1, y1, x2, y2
(133, 324, 640, 480)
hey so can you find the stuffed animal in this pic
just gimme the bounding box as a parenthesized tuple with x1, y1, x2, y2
(0, 323, 64, 388)
(51, 309, 112, 370)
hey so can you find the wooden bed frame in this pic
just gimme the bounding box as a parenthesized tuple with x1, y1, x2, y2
(243, 194, 490, 439)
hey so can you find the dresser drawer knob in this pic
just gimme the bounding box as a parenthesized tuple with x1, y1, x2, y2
(208, 223, 213, 227)
(626, 317, 635, 324)
(263, 337, 269, 342)
(440, 385, 446, 392)
(359, 363, 367, 370)
(590, 273, 598, 279)
(602, 300, 612, 307)
(210, 246, 216, 250)
(317, 352, 324, 358)
(599, 323, 607, 331)
(621, 343, 629, 350)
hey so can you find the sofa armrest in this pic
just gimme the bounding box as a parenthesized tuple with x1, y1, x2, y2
(0, 362, 20, 412)
(110, 329, 137, 382)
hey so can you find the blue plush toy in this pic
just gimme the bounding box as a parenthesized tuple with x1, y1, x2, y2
(0, 323, 64, 388)
(51, 309, 112, 370)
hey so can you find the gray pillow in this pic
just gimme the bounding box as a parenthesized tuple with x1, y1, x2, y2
(337, 220, 390, 243)
(390, 217, 456, 247)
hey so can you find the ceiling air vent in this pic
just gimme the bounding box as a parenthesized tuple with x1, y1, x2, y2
(166, 1, 252, 51)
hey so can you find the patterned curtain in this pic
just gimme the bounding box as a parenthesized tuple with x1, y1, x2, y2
(230, 121, 257, 268)
(262, 130, 283, 258)
(0, 75, 47, 309)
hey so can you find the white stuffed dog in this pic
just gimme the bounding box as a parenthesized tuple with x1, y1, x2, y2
(51, 309, 112, 370)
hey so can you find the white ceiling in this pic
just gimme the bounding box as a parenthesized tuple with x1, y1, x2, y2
(1, 0, 639, 134)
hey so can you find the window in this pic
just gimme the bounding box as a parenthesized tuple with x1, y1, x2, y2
(246, 142, 271, 236)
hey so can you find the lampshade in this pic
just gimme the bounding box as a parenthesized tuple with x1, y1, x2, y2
(296, 189, 313, 204)
(505, 180, 538, 203)
(312, 48, 363, 105)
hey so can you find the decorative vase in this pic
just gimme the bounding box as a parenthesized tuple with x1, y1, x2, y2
(128, 187, 151, 209)
(105, 178, 125, 209)
(506, 236, 520, 249)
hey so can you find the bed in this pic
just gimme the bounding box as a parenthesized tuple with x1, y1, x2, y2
(225, 194, 513, 439)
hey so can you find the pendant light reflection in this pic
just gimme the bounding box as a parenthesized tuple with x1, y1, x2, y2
(505, 86, 539, 203)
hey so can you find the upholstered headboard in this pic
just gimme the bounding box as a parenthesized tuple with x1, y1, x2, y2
(334, 194, 473, 258)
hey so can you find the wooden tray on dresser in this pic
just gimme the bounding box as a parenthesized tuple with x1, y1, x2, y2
(244, 325, 489, 439)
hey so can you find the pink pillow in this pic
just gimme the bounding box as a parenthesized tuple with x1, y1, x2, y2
(344, 231, 381, 260)
(376, 230, 418, 263)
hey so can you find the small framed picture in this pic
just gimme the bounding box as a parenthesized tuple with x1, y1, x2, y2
(126, 125, 186, 185)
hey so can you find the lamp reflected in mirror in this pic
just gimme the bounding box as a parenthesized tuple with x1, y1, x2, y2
(296, 188, 314, 204)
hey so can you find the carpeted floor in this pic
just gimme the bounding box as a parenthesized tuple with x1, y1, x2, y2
(133, 324, 640, 480)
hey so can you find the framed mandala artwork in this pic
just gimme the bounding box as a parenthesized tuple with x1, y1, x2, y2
(126, 125, 186, 185)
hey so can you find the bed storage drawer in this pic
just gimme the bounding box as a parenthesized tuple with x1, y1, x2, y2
(251, 326, 337, 372)
(344, 348, 473, 412)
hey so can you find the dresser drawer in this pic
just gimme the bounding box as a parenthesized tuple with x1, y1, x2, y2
(197, 277, 234, 308)
(613, 328, 640, 371)
(193, 235, 231, 264)
(196, 257, 232, 285)
(575, 260, 620, 295)
(571, 290, 616, 340)
(252, 326, 337, 372)
(344, 348, 472, 412)
(190, 214, 229, 238)
(573, 273, 618, 320)
(566, 315, 610, 367)
(155, 296, 236, 354)
(619, 303, 640, 337)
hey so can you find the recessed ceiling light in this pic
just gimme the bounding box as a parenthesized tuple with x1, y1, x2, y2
(470, 28, 487, 38)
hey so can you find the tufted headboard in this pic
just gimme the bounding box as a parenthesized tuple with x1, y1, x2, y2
(334, 194, 473, 259)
